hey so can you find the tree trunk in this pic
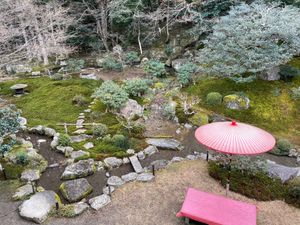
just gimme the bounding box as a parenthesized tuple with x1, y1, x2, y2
(95, 0, 109, 52)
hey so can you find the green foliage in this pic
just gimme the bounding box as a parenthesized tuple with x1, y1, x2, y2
(123, 78, 149, 97)
(290, 87, 300, 100)
(59, 134, 71, 147)
(50, 73, 64, 80)
(162, 102, 176, 120)
(286, 178, 300, 208)
(93, 124, 108, 138)
(102, 56, 123, 71)
(206, 92, 222, 105)
(16, 151, 28, 165)
(72, 94, 88, 106)
(198, 2, 300, 76)
(65, 59, 85, 73)
(164, 44, 174, 57)
(92, 81, 129, 110)
(0, 105, 21, 138)
(279, 65, 299, 81)
(111, 134, 129, 149)
(271, 138, 293, 156)
(144, 60, 166, 77)
(208, 161, 286, 201)
(177, 63, 198, 86)
(229, 75, 257, 84)
(124, 51, 140, 65)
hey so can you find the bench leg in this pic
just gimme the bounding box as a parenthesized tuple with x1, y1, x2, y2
(184, 217, 190, 225)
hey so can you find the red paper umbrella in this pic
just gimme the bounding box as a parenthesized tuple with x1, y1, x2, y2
(195, 121, 276, 155)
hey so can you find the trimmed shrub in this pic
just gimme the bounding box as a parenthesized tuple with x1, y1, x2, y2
(124, 51, 140, 65)
(144, 60, 166, 77)
(102, 56, 123, 71)
(59, 134, 71, 147)
(286, 178, 300, 208)
(271, 138, 293, 156)
(93, 124, 108, 138)
(206, 92, 223, 105)
(177, 63, 198, 86)
(65, 59, 85, 73)
(72, 94, 88, 106)
(16, 152, 28, 165)
(111, 134, 129, 149)
(123, 78, 149, 97)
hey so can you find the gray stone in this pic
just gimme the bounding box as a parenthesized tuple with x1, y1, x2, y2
(44, 127, 56, 137)
(19, 191, 58, 224)
(73, 202, 89, 216)
(70, 150, 90, 160)
(51, 134, 60, 149)
(10, 83, 28, 90)
(95, 161, 104, 171)
(122, 157, 130, 164)
(267, 160, 300, 183)
(171, 156, 185, 162)
(107, 176, 125, 187)
(137, 151, 145, 160)
(70, 134, 92, 143)
(121, 172, 138, 182)
(104, 157, 123, 168)
(89, 194, 111, 210)
(129, 155, 144, 173)
(29, 125, 44, 135)
(19, 117, 27, 127)
(60, 178, 93, 203)
(76, 119, 84, 129)
(172, 58, 189, 72)
(144, 145, 158, 156)
(80, 73, 97, 80)
(73, 129, 87, 134)
(61, 159, 95, 180)
(13, 184, 34, 200)
(126, 149, 135, 155)
(186, 155, 197, 160)
(184, 123, 193, 129)
(83, 142, 94, 150)
(32, 71, 41, 76)
(146, 138, 183, 150)
(120, 99, 143, 119)
(259, 66, 280, 81)
(56, 146, 74, 155)
(84, 109, 92, 113)
(289, 149, 299, 158)
(21, 169, 40, 182)
(136, 173, 155, 182)
(102, 186, 115, 195)
(149, 160, 169, 170)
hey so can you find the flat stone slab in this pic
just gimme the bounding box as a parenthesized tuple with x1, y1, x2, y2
(70, 150, 90, 160)
(70, 134, 92, 143)
(21, 169, 40, 182)
(267, 160, 300, 183)
(171, 156, 185, 163)
(107, 176, 125, 187)
(144, 145, 158, 156)
(146, 138, 183, 150)
(104, 157, 123, 168)
(129, 155, 144, 173)
(83, 142, 94, 150)
(149, 159, 169, 170)
(89, 194, 111, 210)
(13, 184, 34, 200)
(19, 191, 58, 224)
(121, 172, 138, 182)
(72, 202, 89, 216)
(60, 178, 93, 203)
(61, 159, 95, 180)
(73, 129, 87, 134)
(10, 83, 28, 90)
(136, 173, 155, 182)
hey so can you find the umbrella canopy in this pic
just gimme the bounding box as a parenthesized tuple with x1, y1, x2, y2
(195, 121, 276, 155)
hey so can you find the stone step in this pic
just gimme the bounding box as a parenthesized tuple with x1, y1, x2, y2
(129, 155, 143, 174)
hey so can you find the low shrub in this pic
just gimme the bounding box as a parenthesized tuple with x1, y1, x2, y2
(130, 123, 146, 138)
(162, 102, 176, 120)
(102, 56, 123, 71)
(72, 94, 88, 106)
(111, 134, 129, 149)
(144, 60, 166, 77)
(16, 152, 28, 165)
(65, 59, 85, 73)
(271, 138, 293, 156)
(279, 65, 299, 81)
(206, 92, 222, 105)
(93, 123, 108, 138)
(59, 134, 71, 147)
(177, 63, 198, 86)
(290, 87, 300, 100)
(50, 73, 64, 80)
(286, 178, 300, 208)
(123, 78, 149, 97)
(124, 51, 140, 65)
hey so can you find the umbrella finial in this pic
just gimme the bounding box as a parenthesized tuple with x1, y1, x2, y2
(231, 121, 237, 126)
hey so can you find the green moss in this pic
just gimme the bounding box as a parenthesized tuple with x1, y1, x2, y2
(189, 111, 209, 126)
(1, 161, 24, 179)
(0, 77, 100, 132)
(223, 94, 248, 109)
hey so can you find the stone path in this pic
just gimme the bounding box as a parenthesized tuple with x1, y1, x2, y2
(129, 156, 144, 174)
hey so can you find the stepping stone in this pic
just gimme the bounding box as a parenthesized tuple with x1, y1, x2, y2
(144, 145, 158, 156)
(84, 109, 91, 113)
(21, 169, 40, 182)
(107, 176, 125, 187)
(136, 173, 155, 182)
(60, 178, 93, 203)
(83, 142, 94, 150)
(73, 129, 87, 134)
(129, 155, 144, 174)
(89, 194, 111, 210)
(79, 113, 85, 116)
(121, 172, 138, 182)
(70, 134, 92, 143)
(76, 119, 84, 129)
(78, 115, 85, 120)
(104, 157, 123, 168)
(146, 138, 184, 150)
(70, 150, 90, 160)
(13, 184, 34, 200)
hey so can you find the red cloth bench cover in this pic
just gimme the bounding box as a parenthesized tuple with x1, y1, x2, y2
(177, 188, 257, 225)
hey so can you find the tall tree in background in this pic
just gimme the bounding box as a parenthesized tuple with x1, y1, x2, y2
(197, 2, 300, 78)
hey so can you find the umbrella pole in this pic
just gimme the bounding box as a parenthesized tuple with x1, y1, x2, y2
(206, 150, 209, 161)
(226, 155, 232, 196)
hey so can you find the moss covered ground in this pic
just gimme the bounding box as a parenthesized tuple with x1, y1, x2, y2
(185, 76, 300, 144)
(0, 77, 100, 132)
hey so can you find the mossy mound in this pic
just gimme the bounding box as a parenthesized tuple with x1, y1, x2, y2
(223, 94, 250, 110)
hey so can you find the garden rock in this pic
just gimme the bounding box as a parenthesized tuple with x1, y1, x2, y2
(186, 155, 197, 160)
(144, 145, 158, 156)
(103, 186, 115, 195)
(19, 191, 58, 224)
(146, 138, 184, 150)
(19, 117, 27, 127)
(107, 176, 125, 187)
(95, 161, 104, 171)
(129, 155, 144, 173)
(121, 172, 138, 182)
(171, 58, 188, 72)
(70, 150, 90, 160)
(60, 178, 93, 203)
(289, 149, 299, 158)
(136, 173, 154, 182)
(89, 194, 111, 210)
(149, 160, 169, 170)
(13, 184, 34, 200)
(73, 202, 89, 216)
(56, 146, 73, 154)
(83, 142, 94, 150)
(51, 134, 60, 149)
(123, 157, 130, 164)
(61, 159, 95, 180)
(44, 127, 56, 137)
(267, 160, 300, 183)
(104, 157, 123, 168)
(223, 94, 250, 110)
(171, 156, 184, 162)
(70, 134, 92, 143)
(73, 129, 87, 134)
(259, 66, 280, 81)
(137, 151, 145, 160)
(120, 99, 143, 119)
(126, 149, 135, 155)
(29, 125, 44, 135)
(21, 169, 40, 182)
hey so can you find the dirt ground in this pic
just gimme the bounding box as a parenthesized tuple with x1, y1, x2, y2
(2, 159, 298, 225)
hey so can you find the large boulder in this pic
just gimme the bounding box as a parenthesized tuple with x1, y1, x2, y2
(60, 178, 93, 203)
(120, 99, 143, 119)
(223, 94, 250, 110)
(89, 194, 111, 210)
(13, 184, 34, 200)
(19, 191, 59, 224)
(267, 160, 300, 183)
(146, 138, 184, 150)
(61, 159, 96, 180)
(104, 157, 123, 168)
